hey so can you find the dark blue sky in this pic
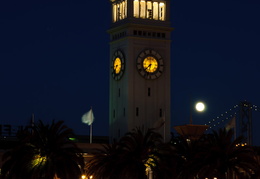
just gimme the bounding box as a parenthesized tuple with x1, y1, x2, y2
(1, 0, 260, 145)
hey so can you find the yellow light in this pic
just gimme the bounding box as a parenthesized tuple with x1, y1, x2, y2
(31, 155, 47, 168)
(113, 57, 122, 74)
(143, 56, 158, 73)
(81, 175, 86, 179)
(159, 2, 165, 7)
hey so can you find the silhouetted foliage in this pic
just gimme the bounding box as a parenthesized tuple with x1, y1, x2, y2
(172, 128, 260, 179)
(86, 127, 179, 179)
(197, 128, 258, 178)
(1, 120, 84, 179)
(86, 127, 260, 179)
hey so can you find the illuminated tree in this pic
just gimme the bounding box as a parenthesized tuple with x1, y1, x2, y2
(1, 120, 84, 179)
(86, 128, 178, 179)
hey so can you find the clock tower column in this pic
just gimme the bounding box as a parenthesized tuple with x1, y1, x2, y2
(108, 0, 173, 142)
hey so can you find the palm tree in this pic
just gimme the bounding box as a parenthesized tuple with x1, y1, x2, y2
(86, 127, 178, 179)
(171, 135, 206, 179)
(85, 140, 126, 179)
(1, 120, 84, 179)
(172, 128, 259, 179)
(196, 128, 258, 179)
(118, 127, 175, 179)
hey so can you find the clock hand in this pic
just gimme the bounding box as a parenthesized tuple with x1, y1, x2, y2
(144, 64, 152, 79)
(145, 64, 151, 71)
(112, 65, 117, 74)
(113, 65, 118, 73)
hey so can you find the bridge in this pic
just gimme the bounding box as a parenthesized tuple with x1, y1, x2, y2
(205, 100, 259, 146)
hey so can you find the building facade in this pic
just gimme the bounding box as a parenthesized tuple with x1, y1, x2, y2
(108, 0, 173, 142)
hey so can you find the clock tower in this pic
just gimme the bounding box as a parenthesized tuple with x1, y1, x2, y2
(108, 0, 173, 142)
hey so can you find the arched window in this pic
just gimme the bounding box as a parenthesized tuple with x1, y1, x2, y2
(112, 0, 128, 22)
(133, 0, 139, 18)
(133, 0, 166, 21)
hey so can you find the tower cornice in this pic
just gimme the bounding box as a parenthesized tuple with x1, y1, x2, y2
(108, 22, 174, 34)
(110, 17, 172, 29)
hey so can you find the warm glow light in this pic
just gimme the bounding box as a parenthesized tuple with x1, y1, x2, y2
(133, 0, 165, 21)
(133, 0, 139, 18)
(143, 56, 158, 73)
(140, 0, 146, 18)
(159, 2, 165, 20)
(112, 0, 127, 22)
(31, 155, 47, 168)
(195, 102, 205, 112)
(113, 57, 122, 74)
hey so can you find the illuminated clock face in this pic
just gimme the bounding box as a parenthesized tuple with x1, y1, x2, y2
(137, 49, 163, 79)
(112, 50, 125, 80)
(113, 57, 122, 74)
(143, 56, 158, 73)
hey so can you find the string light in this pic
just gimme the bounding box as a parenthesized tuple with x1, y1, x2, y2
(206, 104, 239, 131)
(205, 103, 259, 132)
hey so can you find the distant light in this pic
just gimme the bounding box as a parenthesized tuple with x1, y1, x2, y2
(69, 137, 76, 141)
(195, 102, 205, 112)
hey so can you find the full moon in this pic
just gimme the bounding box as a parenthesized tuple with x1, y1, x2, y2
(195, 102, 205, 112)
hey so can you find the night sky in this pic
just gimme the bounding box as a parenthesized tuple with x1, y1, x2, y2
(1, 0, 260, 145)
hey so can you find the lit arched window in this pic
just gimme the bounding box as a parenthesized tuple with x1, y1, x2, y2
(112, 0, 128, 22)
(133, 0, 166, 21)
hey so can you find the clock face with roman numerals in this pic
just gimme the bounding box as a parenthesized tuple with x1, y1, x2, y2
(111, 50, 125, 81)
(136, 49, 164, 80)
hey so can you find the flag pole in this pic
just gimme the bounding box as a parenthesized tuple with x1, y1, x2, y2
(90, 107, 93, 144)
(90, 123, 92, 144)
(81, 107, 94, 143)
